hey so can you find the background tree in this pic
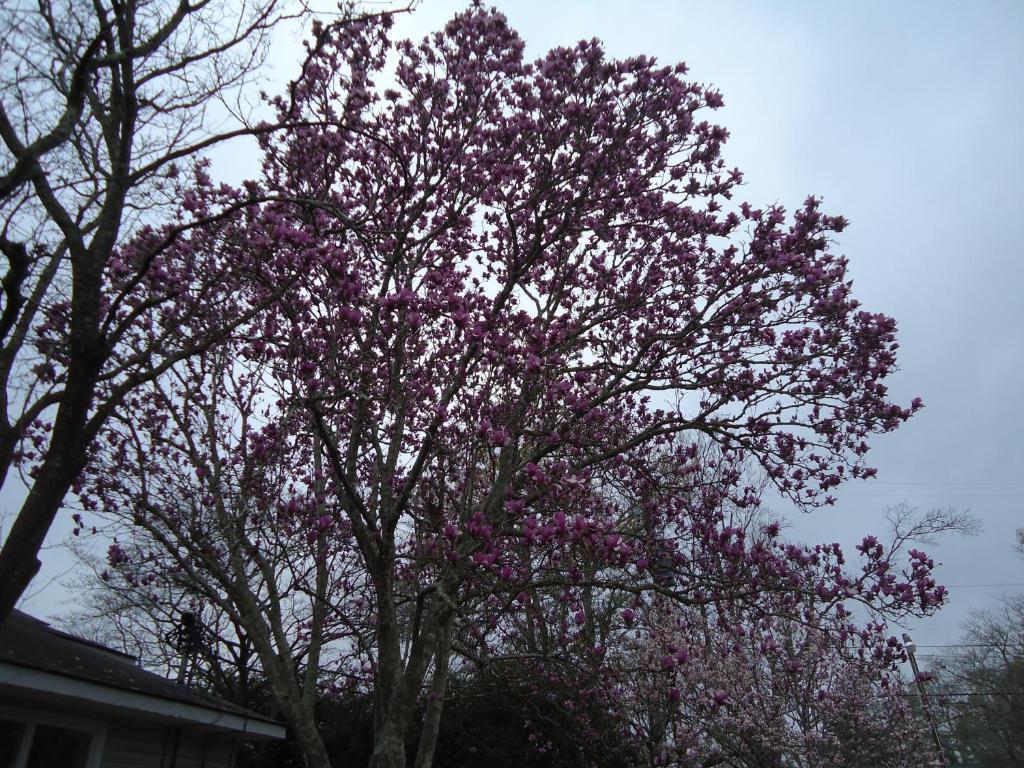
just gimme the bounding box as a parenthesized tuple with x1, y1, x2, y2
(60, 544, 277, 712)
(79, 342, 376, 767)
(931, 598, 1024, 765)
(612, 595, 939, 767)
(0, 0, 415, 623)
(463, 505, 959, 768)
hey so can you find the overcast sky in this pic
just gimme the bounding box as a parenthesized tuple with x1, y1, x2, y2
(374, 0, 1024, 652)
(15, 1, 1024, 656)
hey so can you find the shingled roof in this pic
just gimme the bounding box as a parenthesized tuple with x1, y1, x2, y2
(0, 610, 283, 737)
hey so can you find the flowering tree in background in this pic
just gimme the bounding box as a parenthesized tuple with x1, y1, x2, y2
(465, 504, 955, 767)
(75, 5, 949, 768)
(612, 592, 939, 767)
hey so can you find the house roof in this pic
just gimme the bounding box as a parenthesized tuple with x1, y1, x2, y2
(0, 610, 284, 738)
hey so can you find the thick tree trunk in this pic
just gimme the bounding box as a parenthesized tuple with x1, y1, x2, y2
(368, 716, 408, 768)
(283, 705, 333, 768)
(248, 624, 334, 768)
(0, 217, 108, 622)
(368, 587, 453, 768)
(412, 624, 453, 768)
(0, 402, 92, 623)
(369, 593, 412, 768)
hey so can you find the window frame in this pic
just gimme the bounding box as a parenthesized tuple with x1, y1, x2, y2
(0, 705, 106, 768)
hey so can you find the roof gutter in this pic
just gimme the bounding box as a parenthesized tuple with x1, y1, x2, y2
(0, 661, 285, 739)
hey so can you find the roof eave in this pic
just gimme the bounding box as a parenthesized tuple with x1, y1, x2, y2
(0, 661, 285, 740)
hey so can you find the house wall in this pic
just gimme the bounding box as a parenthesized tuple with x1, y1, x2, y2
(0, 701, 108, 768)
(102, 717, 237, 768)
(0, 700, 240, 768)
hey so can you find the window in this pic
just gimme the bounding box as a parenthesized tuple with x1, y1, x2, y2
(0, 715, 103, 768)
(25, 725, 93, 768)
(0, 721, 25, 768)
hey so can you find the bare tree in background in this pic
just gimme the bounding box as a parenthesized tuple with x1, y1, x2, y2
(59, 545, 269, 707)
(932, 596, 1024, 767)
(929, 531, 1024, 767)
(0, 0, 407, 622)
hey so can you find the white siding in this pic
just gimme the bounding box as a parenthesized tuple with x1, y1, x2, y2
(101, 719, 235, 768)
(100, 721, 165, 768)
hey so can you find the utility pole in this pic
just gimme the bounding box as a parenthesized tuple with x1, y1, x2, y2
(172, 611, 201, 685)
(903, 632, 949, 767)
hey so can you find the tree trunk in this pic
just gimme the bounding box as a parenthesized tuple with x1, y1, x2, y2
(368, 716, 408, 768)
(0, 419, 90, 622)
(253, 642, 334, 768)
(0, 224, 107, 622)
(413, 624, 454, 768)
(229, 567, 334, 768)
(369, 588, 453, 768)
(284, 705, 333, 768)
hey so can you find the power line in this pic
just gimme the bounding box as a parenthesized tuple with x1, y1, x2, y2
(915, 643, 1024, 649)
(917, 696, 1024, 700)
(864, 481, 1023, 486)
(943, 583, 1024, 589)
(839, 493, 1024, 498)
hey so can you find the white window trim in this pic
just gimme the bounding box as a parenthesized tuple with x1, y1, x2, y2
(0, 704, 107, 768)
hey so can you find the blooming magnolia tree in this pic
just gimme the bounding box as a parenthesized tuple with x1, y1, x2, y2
(81, 6, 944, 768)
